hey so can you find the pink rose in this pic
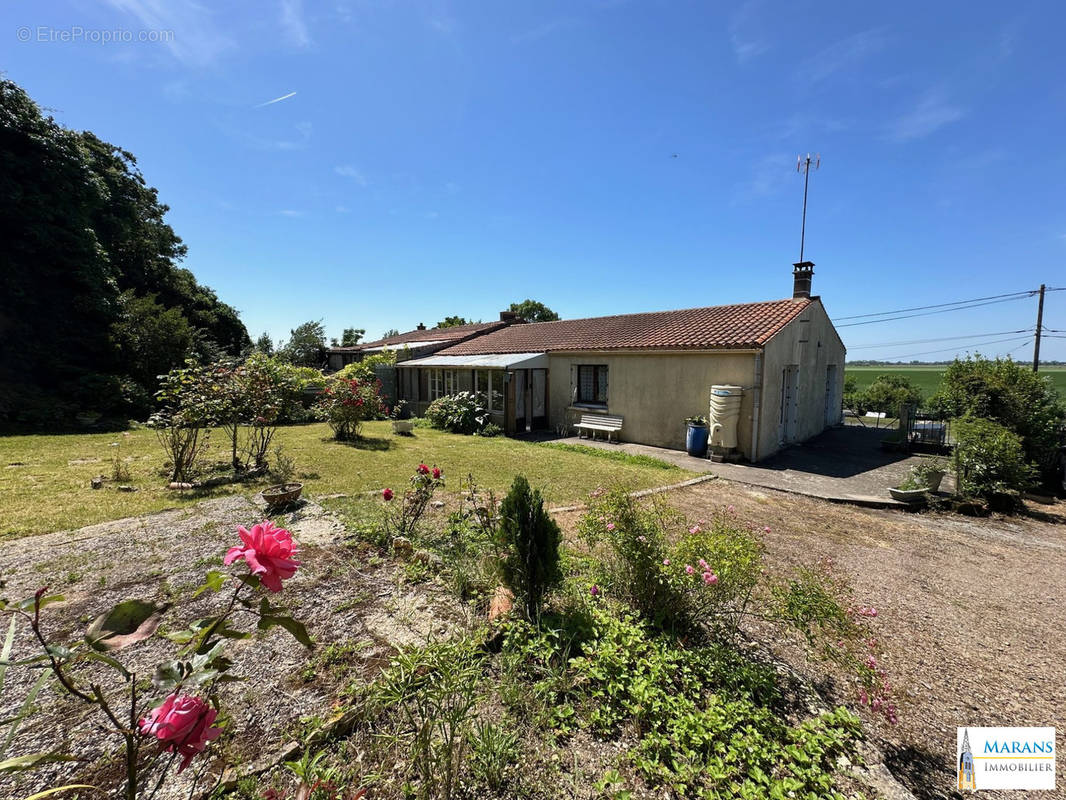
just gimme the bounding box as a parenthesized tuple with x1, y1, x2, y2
(138, 693, 222, 773)
(698, 558, 708, 570)
(684, 564, 695, 575)
(432, 467, 441, 479)
(702, 571, 718, 585)
(662, 558, 670, 566)
(224, 521, 300, 593)
(763, 526, 771, 534)
(688, 525, 700, 535)
(606, 522, 616, 532)
(382, 488, 394, 501)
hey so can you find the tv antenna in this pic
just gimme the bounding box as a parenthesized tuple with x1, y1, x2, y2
(796, 153, 820, 263)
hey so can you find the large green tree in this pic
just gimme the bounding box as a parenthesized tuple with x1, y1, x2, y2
(509, 299, 560, 323)
(279, 320, 328, 367)
(436, 315, 470, 329)
(0, 79, 250, 429)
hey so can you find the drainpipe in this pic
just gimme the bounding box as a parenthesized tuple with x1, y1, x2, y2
(750, 351, 763, 462)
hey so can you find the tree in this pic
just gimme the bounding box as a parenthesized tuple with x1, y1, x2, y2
(110, 291, 195, 413)
(0, 78, 249, 430)
(436, 316, 469, 328)
(862, 374, 922, 415)
(497, 476, 563, 622)
(929, 355, 1065, 482)
(329, 327, 365, 347)
(279, 320, 327, 367)
(253, 332, 275, 356)
(509, 299, 560, 323)
(381, 328, 400, 339)
(842, 376, 867, 416)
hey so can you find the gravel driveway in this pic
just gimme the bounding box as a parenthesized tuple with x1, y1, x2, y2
(660, 480, 1066, 800)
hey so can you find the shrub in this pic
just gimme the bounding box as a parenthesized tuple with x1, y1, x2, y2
(929, 355, 1065, 483)
(478, 422, 503, 437)
(380, 463, 445, 541)
(497, 476, 563, 621)
(861, 374, 922, 415)
(369, 638, 482, 800)
(425, 391, 490, 434)
(842, 376, 867, 415)
(953, 415, 1035, 504)
(314, 376, 386, 440)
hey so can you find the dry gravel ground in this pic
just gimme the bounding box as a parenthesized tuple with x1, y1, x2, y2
(593, 479, 1065, 800)
(0, 495, 468, 800)
(4, 483, 1064, 800)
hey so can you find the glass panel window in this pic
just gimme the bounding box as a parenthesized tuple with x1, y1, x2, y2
(475, 370, 504, 413)
(429, 369, 457, 400)
(577, 365, 608, 406)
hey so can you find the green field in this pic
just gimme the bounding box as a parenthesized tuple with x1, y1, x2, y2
(844, 365, 1066, 400)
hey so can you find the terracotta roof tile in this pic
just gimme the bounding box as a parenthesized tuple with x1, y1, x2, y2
(439, 299, 812, 355)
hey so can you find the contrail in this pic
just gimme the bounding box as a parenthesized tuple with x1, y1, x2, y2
(255, 91, 297, 108)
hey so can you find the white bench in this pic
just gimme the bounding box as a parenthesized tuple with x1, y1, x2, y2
(573, 413, 623, 442)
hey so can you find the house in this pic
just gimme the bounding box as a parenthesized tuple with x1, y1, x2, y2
(325, 315, 523, 372)
(394, 263, 846, 462)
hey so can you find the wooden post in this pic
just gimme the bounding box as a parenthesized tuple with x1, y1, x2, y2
(1032, 284, 1045, 372)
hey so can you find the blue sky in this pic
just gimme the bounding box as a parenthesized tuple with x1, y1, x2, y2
(4, 0, 1065, 361)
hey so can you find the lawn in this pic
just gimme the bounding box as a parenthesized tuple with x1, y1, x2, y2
(844, 364, 1066, 399)
(0, 422, 696, 538)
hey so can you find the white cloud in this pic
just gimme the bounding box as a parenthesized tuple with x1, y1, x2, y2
(728, 0, 770, 64)
(889, 91, 966, 141)
(334, 165, 368, 185)
(733, 153, 792, 203)
(278, 209, 305, 217)
(105, 0, 235, 66)
(279, 0, 312, 47)
(797, 28, 888, 86)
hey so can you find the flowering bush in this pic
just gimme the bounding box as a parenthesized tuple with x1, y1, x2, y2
(0, 521, 311, 798)
(578, 490, 895, 720)
(425, 391, 490, 435)
(381, 462, 445, 541)
(314, 376, 386, 441)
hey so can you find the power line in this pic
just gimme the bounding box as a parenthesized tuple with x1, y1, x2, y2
(837, 295, 1034, 328)
(872, 335, 1032, 362)
(847, 329, 1031, 350)
(835, 290, 1037, 321)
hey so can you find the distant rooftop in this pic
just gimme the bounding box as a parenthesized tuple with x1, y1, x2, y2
(327, 319, 512, 353)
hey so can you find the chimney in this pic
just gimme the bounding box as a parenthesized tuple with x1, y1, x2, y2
(499, 311, 518, 322)
(416, 322, 426, 330)
(792, 261, 814, 299)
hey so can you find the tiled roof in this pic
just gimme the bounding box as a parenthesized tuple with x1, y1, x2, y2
(328, 320, 511, 353)
(439, 299, 812, 355)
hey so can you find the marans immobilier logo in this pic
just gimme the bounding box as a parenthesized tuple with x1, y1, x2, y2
(957, 727, 1056, 791)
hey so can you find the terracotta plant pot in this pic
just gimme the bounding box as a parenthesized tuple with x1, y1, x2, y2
(262, 482, 303, 507)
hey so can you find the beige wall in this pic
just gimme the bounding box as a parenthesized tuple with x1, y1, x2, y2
(547, 351, 759, 455)
(757, 298, 846, 460)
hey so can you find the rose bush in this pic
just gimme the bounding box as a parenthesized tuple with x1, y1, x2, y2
(0, 521, 312, 799)
(314, 376, 386, 440)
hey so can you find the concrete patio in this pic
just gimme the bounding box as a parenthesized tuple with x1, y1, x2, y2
(558, 425, 954, 508)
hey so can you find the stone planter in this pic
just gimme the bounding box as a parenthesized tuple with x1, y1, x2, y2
(923, 470, 945, 493)
(262, 482, 303, 508)
(392, 420, 414, 434)
(888, 487, 927, 503)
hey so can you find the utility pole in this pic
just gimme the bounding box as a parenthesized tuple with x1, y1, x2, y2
(1032, 283, 1046, 372)
(796, 153, 820, 262)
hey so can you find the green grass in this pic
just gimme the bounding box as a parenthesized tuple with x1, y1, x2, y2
(533, 441, 679, 470)
(0, 422, 696, 538)
(845, 365, 1066, 400)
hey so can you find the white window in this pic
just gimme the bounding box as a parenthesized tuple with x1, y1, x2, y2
(429, 369, 457, 400)
(475, 369, 505, 413)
